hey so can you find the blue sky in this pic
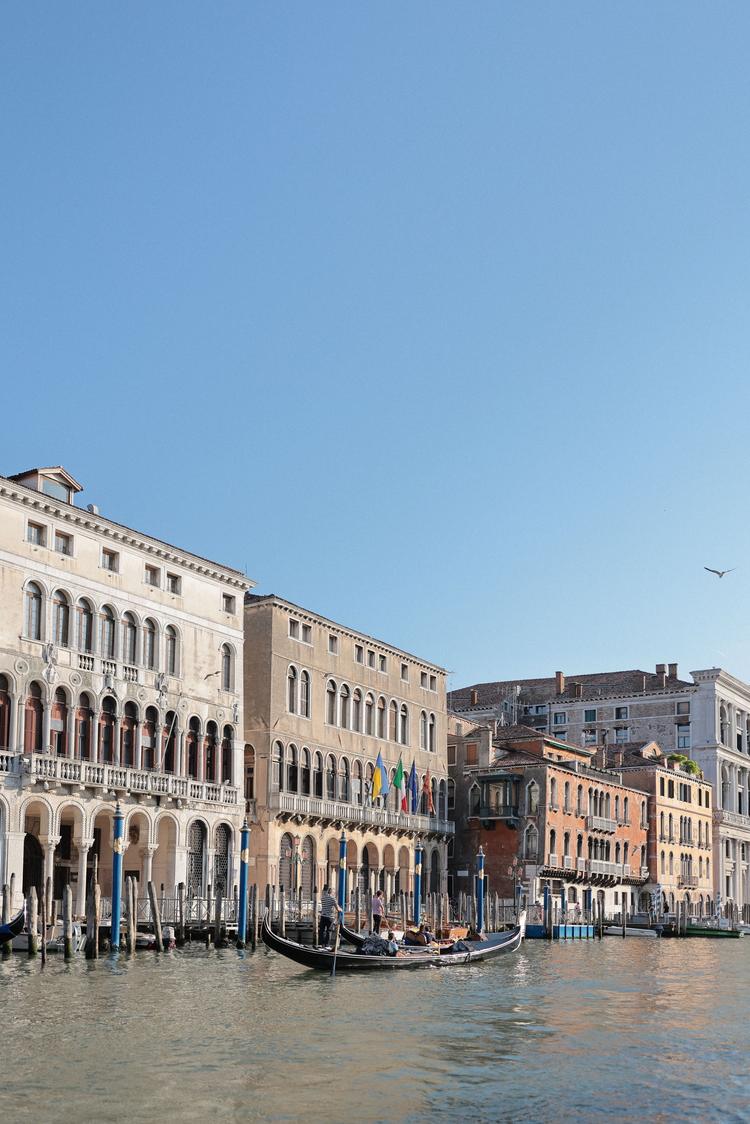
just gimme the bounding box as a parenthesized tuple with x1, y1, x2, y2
(3, 4, 750, 691)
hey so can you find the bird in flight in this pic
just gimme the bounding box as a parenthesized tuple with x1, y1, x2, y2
(704, 567, 736, 578)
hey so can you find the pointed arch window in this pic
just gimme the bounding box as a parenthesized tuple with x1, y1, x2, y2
(326, 681, 337, 725)
(25, 583, 43, 640)
(399, 704, 409, 745)
(53, 590, 70, 647)
(365, 694, 374, 736)
(420, 711, 428, 750)
(326, 754, 337, 800)
(377, 697, 386, 738)
(352, 689, 362, 732)
(428, 713, 435, 752)
(221, 644, 234, 691)
(300, 671, 310, 718)
(340, 685, 350, 729)
(288, 666, 298, 714)
(313, 751, 323, 799)
(165, 626, 178, 675)
(300, 747, 311, 795)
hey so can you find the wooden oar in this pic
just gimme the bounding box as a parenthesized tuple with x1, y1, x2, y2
(330, 915, 342, 978)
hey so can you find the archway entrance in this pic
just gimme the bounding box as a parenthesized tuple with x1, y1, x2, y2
(187, 821, 206, 897)
(23, 833, 43, 895)
(214, 824, 230, 897)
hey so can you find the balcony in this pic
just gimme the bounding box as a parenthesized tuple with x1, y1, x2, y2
(679, 874, 699, 887)
(4, 751, 239, 807)
(716, 808, 750, 829)
(586, 815, 617, 833)
(268, 791, 454, 835)
(588, 859, 619, 878)
(563, 855, 574, 869)
(479, 804, 519, 821)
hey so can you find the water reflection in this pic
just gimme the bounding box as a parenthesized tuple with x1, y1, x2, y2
(1, 939, 748, 1122)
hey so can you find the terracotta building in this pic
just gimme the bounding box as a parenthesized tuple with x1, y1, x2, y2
(448, 720, 649, 915)
(606, 741, 714, 917)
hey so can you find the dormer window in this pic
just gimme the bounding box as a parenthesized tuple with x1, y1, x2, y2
(41, 478, 72, 503)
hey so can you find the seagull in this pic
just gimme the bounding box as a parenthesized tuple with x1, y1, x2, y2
(704, 567, 736, 578)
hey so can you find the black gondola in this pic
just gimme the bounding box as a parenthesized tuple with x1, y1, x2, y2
(0, 909, 25, 942)
(262, 912, 525, 972)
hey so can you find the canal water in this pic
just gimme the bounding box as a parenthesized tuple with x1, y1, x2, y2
(2, 937, 748, 1123)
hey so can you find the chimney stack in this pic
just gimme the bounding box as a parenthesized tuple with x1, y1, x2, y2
(574, 682, 583, 699)
(470, 689, 479, 706)
(655, 663, 666, 676)
(555, 671, 565, 696)
(668, 663, 678, 679)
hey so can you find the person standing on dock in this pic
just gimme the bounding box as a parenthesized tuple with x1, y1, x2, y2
(372, 889, 385, 934)
(319, 884, 342, 947)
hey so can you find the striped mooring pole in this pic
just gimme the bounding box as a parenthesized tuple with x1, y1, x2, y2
(337, 830, 347, 913)
(414, 839, 423, 926)
(236, 819, 250, 949)
(476, 846, 485, 934)
(110, 802, 125, 951)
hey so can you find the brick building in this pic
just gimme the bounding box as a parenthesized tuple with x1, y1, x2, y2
(448, 720, 649, 916)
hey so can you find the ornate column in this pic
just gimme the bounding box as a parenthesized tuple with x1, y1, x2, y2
(40, 835, 60, 895)
(75, 841, 91, 916)
(42, 698, 52, 754)
(141, 843, 158, 887)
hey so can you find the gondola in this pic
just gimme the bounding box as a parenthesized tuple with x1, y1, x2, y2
(262, 911, 525, 972)
(0, 909, 25, 942)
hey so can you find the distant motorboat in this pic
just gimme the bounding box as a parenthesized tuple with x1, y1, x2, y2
(603, 925, 660, 938)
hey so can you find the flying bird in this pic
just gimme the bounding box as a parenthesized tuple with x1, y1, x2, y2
(704, 567, 736, 578)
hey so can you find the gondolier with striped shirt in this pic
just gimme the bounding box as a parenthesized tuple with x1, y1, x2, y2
(318, 884, 342, 947)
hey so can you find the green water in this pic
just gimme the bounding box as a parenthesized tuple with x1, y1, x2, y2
(2, 936, 747, 1122)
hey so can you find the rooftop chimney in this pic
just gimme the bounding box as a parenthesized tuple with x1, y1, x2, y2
(555, 671, 565, 696)
(655, 663, 666, 676)
(574, 682, 583, 699)
(668, 663, 678, 679)
(470, 689, 479, 706)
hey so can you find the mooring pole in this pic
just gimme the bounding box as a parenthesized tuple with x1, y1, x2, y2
(337, 830, 347, 915)
(414, 839, 423, 926)
(110, 802, 125, 951)
(236, 819, 250, 949)
(476, 846, 485, 936)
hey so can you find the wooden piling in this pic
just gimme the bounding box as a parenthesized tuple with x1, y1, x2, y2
(85, 879, 99, 959)
(251, 884, 259, 950)
(214, 888, 224, 947)
(355, 886, 361, 933)
(28, 888, 39, 958)
(63, 884, 73, 959)
(312, 884, 319, 947)
(176, 882, 185, 946)
(147, 880, 163, 951)
(1, 883, 11, 958)
(40, 882, 47, 966)
(279, 888, 286, 938)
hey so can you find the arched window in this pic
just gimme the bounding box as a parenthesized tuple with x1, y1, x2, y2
(438, 778, 446, 818)
(623, 796, 629, 823)
(389, 701, 398, 742)
(420, 711, 428, 750)
(100, 606, 116, 659)
(288, 666, 298, 714)
(24, 682, 44, 752)
(365, 694, 374, 735)
(77, 692, 94, 761)
(52, 590, 70, 647)
(326, 754, 337, 800)
(469, 783, 480, 816)
(563, 831, 570, 857)
(399, 704, 409, 745)
(287, 744, 298, 793)
(428, 713, 436, 752)
(447, 778, 456, 811)
(549, 828, 557, 858)
(353, 760, 363, 805)
(77, 598, 93, 653)
(615, 795, 620, 822)
(143, 619, 157, 669)
(279, 832, 294, 893)
(352, 689, 362, 732)
(51, 687, 68, 755)
(221, 725, 232, 783)
(300, 747, 311, 796)
(187, 716, 200, 779)
(122, 612, 137, 664)
(100, 697, 116, 763)
(0, 674, 11, 749)
(564, 781, 570, 812)
(25, 583, 43, 640)
(377, 697, 386, 738)
(340, 757, 350, 802)
(550, 778, 557, 809)
(205, 721, 218, 782)
(165, 626, 178, 675)
(326, 681, 337, 725)
(300, 671, 310, 718)
(577, 833, 583, 859)
(669, 852, 674, 875)
(576, 784, 584, 814)
(340, 685, 350, 729)
(221, 644, 234, 691)
(122, 701, 137, 767)
(313, 751, 323, 799)
(163, 711, 177, 772)
(524, 825, 539, 860)
(272, 741, 283, 791)
(526, 781, 539, 814)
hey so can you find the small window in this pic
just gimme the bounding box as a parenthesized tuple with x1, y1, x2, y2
(553, 711, 566, 726)
(222, 593, 235, 613)
(401, 663, 409, 682)
(328, 634, 338, 655)
(101, 548, 119, 572)
(301, 623, 312, 644)
(615, 727, 629, 743)
(447, 744, 456, 765)
(378, 654, 387, 673)
(676, 701, 690, 715)
(367, 649, 376, 668)
(54, 530, 72, 556)
(420, 671, 428, 688)
(466, 742, 478, 765)
(27, 522, 46, 547)
(615, 706, 628, 720)
(429, 674, 437, 691)
(354, 644, 364, 663)
(584, 708, 596, 723)
(289, 619, 300, 640)
(163, 572, 179, 594)
(584, 730, 596, 745)
(145, 565, 160, 587)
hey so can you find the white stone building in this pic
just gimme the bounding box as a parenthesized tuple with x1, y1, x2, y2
(0, 465, 253, 915)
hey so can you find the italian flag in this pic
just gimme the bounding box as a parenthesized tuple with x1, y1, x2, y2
(394, 757, 407, 812)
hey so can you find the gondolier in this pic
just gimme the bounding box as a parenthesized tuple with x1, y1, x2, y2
(318, 884, 342, 947)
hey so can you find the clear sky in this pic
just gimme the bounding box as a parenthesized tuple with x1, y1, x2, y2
(3, 4, 750, 693)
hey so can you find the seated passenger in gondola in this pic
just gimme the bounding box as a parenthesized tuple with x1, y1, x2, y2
(385, 930, 399, 956)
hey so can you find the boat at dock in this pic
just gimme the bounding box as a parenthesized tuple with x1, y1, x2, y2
(262, 912, 526, 971)
(602, 925, 660, 938)
(0, 909, 25, 942)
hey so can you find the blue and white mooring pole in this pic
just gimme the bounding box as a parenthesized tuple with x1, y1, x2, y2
(414, 839, 423, 926)
(110, 801, 124, 951)
(476, 845, 485, 934)
(337, 830, 347, 913)
(236, 818, 250, 949)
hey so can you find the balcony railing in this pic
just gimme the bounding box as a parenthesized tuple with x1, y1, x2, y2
(268, 791, 455, 835)
(479, 804, 519, 820)
(586, 815, 617, 833)
(4, 751, 239, 806)
(679, 874, 699, 887)
(716, 808, 748, 828)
